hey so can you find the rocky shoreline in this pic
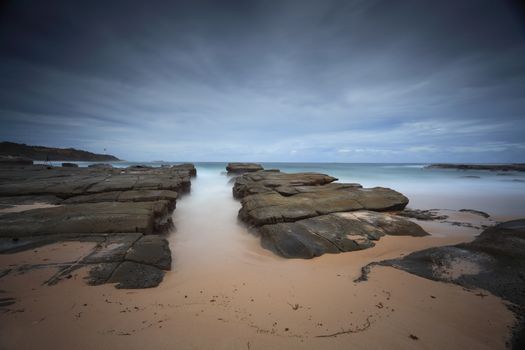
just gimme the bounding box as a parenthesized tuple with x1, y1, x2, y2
(0, 162, 523, 348)
(0, 162, 196, 288)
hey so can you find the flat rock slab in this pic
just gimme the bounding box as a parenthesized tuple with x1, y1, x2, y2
(226, 162, 264, 174)
(240, 186, 409, 226)
(260, 211, 428, 258)
(233, 171, 338, 198)
(0, 164, 192, 197)
(0, 201, 173, 237)
(62, 190, 178, 208)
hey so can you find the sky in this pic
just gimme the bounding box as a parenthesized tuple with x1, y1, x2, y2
(0, 0, 524, 162)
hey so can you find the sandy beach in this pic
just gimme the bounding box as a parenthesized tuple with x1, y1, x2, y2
(0, 170, 518, 350)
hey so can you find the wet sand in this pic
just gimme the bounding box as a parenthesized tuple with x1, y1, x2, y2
(0, 172, 517, 349)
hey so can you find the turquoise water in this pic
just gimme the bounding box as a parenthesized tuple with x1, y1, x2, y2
(36, 161, 525, 217)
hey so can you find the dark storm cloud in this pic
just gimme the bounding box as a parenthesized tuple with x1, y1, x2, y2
(0, 0, 524, 161)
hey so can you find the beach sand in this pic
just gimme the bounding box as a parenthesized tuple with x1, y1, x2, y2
(0, 174, 517, 349)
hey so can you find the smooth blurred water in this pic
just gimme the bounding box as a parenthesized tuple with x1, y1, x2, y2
(36, 161, 525, 217)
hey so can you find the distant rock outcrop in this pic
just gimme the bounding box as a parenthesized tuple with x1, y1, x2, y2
(0, 141, 120, 161)
(426, 163, 525, 172)
(226, 162, 264, 174)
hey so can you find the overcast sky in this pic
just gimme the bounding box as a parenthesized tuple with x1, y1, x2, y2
(0, 0, 524, 162)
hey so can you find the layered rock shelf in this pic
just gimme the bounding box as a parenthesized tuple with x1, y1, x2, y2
(0, 163, 196, 288)
(232, 169, 428, 258)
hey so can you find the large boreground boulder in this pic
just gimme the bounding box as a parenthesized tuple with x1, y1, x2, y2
(260, 211, 428, 258)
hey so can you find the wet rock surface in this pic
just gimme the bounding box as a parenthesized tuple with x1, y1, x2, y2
(357, 219, 525, 348)
(233, 170, 426, 258)
(0, 232, 172, 288)
(226, 162, 264, 174)
(125, 235, 172, 270)
(0, 163, 195, 288)
(260, 211, 428, 258)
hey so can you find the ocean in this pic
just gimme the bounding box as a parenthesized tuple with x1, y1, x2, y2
(36, 161, 525, 217)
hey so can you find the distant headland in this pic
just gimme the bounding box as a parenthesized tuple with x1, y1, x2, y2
(0, 141, 120, 161)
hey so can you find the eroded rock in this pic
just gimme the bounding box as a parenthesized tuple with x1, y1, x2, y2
(260, 211, 427, 258)
(233, 170, 422, 259)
